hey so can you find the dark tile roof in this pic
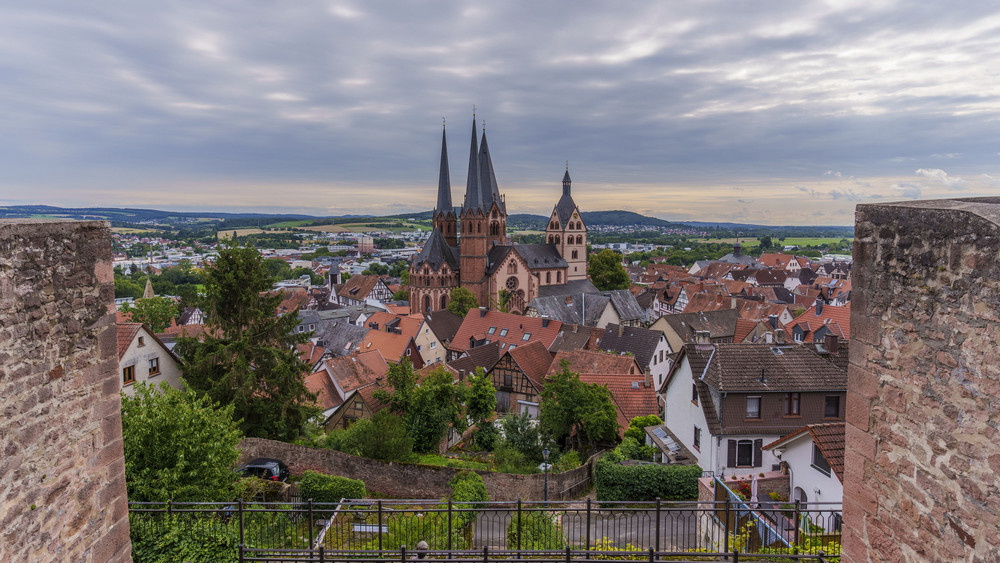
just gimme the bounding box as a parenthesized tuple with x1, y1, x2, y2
(603, 289, 644, 322)
(485, 245, 513, 276)
(658, 309, 741, 342)
(422, 309, 464, 345)
(412, 228, 458, 271)
(751, 269, 788, 285)
(696, 343, 847, 393)
(314, 321, 370, 357)
(512, 244, 568, 270)
(536, 278, 600, 298)
(600, 323, 664, 368)
(337, 274, 384, 301)
(449, 341, 502, 376)
(527, 293, 610, 326)
(697, 381, 722, 435)
(548, 325, 603, 353)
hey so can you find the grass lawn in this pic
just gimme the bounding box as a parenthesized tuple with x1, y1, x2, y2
(415, 454, 490, 471)
(700, 237, 851, 247)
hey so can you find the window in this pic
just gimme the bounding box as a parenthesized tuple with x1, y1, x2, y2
(405, 348, 411, 356)
(503, 373, 512, 387)
(746, 396, 761, 419)
(309, 324, 315, 331)
(499, 328, 508, 337)
(137, 336, 145, 347)
(430, 342, 437, 349)
(693, 426, 701, 450)
(785, 393, 801, 416)
(692, 383, 699, 404)
(488, 327, 496, 335)
(546, 272, 551, 284)
(556, 271, 562, 283)
(122, 365, 135, 385)
(417, 345, 422, 351)
(501, 343, 507, 349)
(572, 250, 578, 259)
(825, 395, 841, 418)
(354, 401, 363, 410)
(812, 444, 832, 476)
(508, 344, 516, 351)
(148, 358, 160, 375)
(736, 440, 754, 467)
(522, 333, 531, 341)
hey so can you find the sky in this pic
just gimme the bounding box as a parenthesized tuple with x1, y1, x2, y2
(2, 2, 1000, 225)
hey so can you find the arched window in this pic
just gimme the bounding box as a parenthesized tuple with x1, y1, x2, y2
(424, 295, 431, 313)
(572, 250, 578, 259)
(477, 222, 481, 233)
(546, 272, 551, 284)
(441, 295, 447, 310)
(576, 235, 583, 244)
(557, 271, 561, 283)
(555, 235, 560, 244)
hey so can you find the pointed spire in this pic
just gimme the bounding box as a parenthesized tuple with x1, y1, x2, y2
(143, 277, 155, 299)
(562, 163, 572, 196)
(463, 114, 482, 212)
(479, 130, 501, 212)
(436, 124, 452, 214)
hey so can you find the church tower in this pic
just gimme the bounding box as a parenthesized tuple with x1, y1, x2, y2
(545, 166, 588, 281)
(459, 116, 507, 306)
(432, 125, 458, 247)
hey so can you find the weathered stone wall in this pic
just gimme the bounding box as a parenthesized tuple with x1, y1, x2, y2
(845, 199, 1000, 562)
(0, 220, 131, 562)
(239, 438, 595, 502)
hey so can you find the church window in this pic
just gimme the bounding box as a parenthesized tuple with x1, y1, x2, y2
(546, 272, 551, 284)
(555, 235, 561, 244)
(576, 235, 583, 244)
(424, 295, 431, 312)
(507, 262, 517, 274)
(441, 295, 447, 310)
(557, 271, 562, 283)
(506, 277, 519, 290)
(478, 223, 481, 233)
(572, 250, 578, 259)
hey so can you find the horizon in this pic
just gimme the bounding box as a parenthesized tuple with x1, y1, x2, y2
(2, 3, 999, 224)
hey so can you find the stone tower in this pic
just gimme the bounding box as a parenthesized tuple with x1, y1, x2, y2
(459, 117, 507, 306)
(545, 167, 588, 281)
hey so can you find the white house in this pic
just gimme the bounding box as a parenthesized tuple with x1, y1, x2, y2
(763, 423, 844, 530)
(118, 322, 183, 396)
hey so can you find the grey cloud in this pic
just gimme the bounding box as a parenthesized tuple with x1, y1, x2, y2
(893, 182, 923, 199)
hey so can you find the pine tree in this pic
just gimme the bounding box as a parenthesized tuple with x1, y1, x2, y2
(176, 242, 317, 441)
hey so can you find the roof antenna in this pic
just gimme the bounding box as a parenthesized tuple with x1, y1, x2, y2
(443, 116, 446, 128)
(566, 160, 569, 171)
(472, 104, 476, 118)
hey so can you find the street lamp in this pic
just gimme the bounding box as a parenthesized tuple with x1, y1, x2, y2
(542, 448, 550, 505)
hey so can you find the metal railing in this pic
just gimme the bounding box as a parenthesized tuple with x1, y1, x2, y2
(128, 498, 841, 561)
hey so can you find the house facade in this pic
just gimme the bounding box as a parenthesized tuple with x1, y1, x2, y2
(118, 322, 183, 396)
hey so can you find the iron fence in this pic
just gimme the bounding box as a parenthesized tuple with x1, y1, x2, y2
(129, 498, 841, 561)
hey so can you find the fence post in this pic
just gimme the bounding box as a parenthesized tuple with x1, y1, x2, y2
(565, 546, 571, 563)
(483, 545, 489, 563)
(517, 498, 523, 553)
(401, 545, 407, 563)
(648, 547, 654, 563)
(238, 500, 245, 548)
(586, 498, 592, 553)
(732, 548, 739, 563)
(238, 543, 244, 563)
(793, 500, 801, 554)
(167, 498, 172, 517)
(448, 499, 453, 551)
(378, 500, 384, 553)
(655, 497, 661, 553)
(318, 545, 325, 563)
(818, 550, 826, 563)
(308, 499, 315, 550)
(723, 498, 731, 553)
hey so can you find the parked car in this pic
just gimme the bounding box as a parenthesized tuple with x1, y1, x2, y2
(238, 458, 290, 482)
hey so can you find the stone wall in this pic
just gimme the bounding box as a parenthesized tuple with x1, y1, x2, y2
(239, 438, 595, 502)
(0, 220, 131, 562)
(845, 199, 1000, 562)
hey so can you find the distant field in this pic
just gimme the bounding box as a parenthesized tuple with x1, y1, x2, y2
(267, 220, 314, 228)
(112, 227, 155, 234)
(701, 237, 851, 247)
(218, 228, 265, 240)
(299, 221, 429, 233)
(512, 229, 545, 235)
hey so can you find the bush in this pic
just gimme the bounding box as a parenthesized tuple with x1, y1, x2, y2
(613, 436, 657, 462)
(553, 450, 581, 473)
(474, 421, 500, 451)
(594, 454, 701, 502)
(506, 511, 565, 550)
(623, 415, 662, 444)
(492, 442, 538, 474)
(339, 410, 415, 462)
(449, 471, 488, 528)
(499, 412, 545, 461)
(299, 471, 366, 516)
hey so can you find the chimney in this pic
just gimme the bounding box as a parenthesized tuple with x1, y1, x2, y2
(572, 323, 579, 333)
(479, 307, 487, 318)
(617, 323, 624, 337)
(815, 300, 824, 315)
(824, 332, 840, 354)
(541, 315, 550, 328)
(458, 369, 466, 381)
(693, 330, 712, 348)
(768, 314, 779, 329)
(565, 295, 573, 305)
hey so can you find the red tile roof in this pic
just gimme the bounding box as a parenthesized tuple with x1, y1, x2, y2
(297, 343, 327, 366)
(450, 309, 563, 355)
(305, 370, 344, 411)
(577, 375, 658, 437)
(764, 422, 845, 482)
(363, 312, 423, 339)
(548, 349, 643, 378)
(507, 340, 555, 391)
(337, 274, 383, 301)
(313, 351, 389, 399)
(356, 330, 418, 366)
(118, 322, 142, 359)
(785, 304, 851, 343)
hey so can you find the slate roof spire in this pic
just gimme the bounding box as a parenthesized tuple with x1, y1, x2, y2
(562, 163, 572, 196)
(463, 113, 482, 212)
(478, 127, 504, 212)
(555, 165, 578, 225)
(436, 123, 452, 214)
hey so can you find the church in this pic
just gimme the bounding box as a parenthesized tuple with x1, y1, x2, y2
(409, 116, 589, 315)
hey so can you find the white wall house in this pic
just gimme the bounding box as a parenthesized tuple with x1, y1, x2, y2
(119, 323, 183, 396)
(763, 423, 844, 525)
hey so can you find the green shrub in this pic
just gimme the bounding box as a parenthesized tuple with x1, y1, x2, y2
(613, 437, 656, 462)
(594, 454, 701, 503)
(623, 415, 662, 444)
(492, 442, 538, 474)
(506, 511, 565, 550)
(474, 421, 500, 451)
(299, 471, 366, 516)
(449, 470, 488, 528)
(553, 450, 581, 473)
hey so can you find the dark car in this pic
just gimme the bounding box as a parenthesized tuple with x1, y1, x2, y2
(238, 458, 290, 482)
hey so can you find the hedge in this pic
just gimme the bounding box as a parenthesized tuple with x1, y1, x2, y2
(299, 471, 366, 516)
(594, 452, 701, 502)
(449, 471, 488, 529)
(506, 511, 565, 550)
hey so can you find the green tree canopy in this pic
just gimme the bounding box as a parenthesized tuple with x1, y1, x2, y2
(540, 360, 619, 450)
(447, 287, 479, 317)
(122, 382, 243, 502)
(121, 296, 179, 333)
(466, 367, 498, 427)
(263, 257, 293, 282)
(374, 361, 470, 453)
(587, 249, 630, 291)
(175, 243, 317, 441)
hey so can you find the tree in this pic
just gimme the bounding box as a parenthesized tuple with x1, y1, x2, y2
(115, 276, 144, 299)
(393, 289, 410, 301)
(120, 296, 179, 333)
(336, 410, 414, 462)
(175, 243, 317, 441)
(587, 249, 630, 291)
(623, 414, 663, 444)
(759, 236, 773, 251)
(121, 382, 242, 502)
(466, 367, 497, 427)
(540, 360, 619, 450)
(374, 361, 469, 453)
(263, 257, 292, 282)
(447, 287, 479, 317)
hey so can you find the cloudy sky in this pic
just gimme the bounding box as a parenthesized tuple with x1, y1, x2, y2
(3, 2, 1000, 224)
